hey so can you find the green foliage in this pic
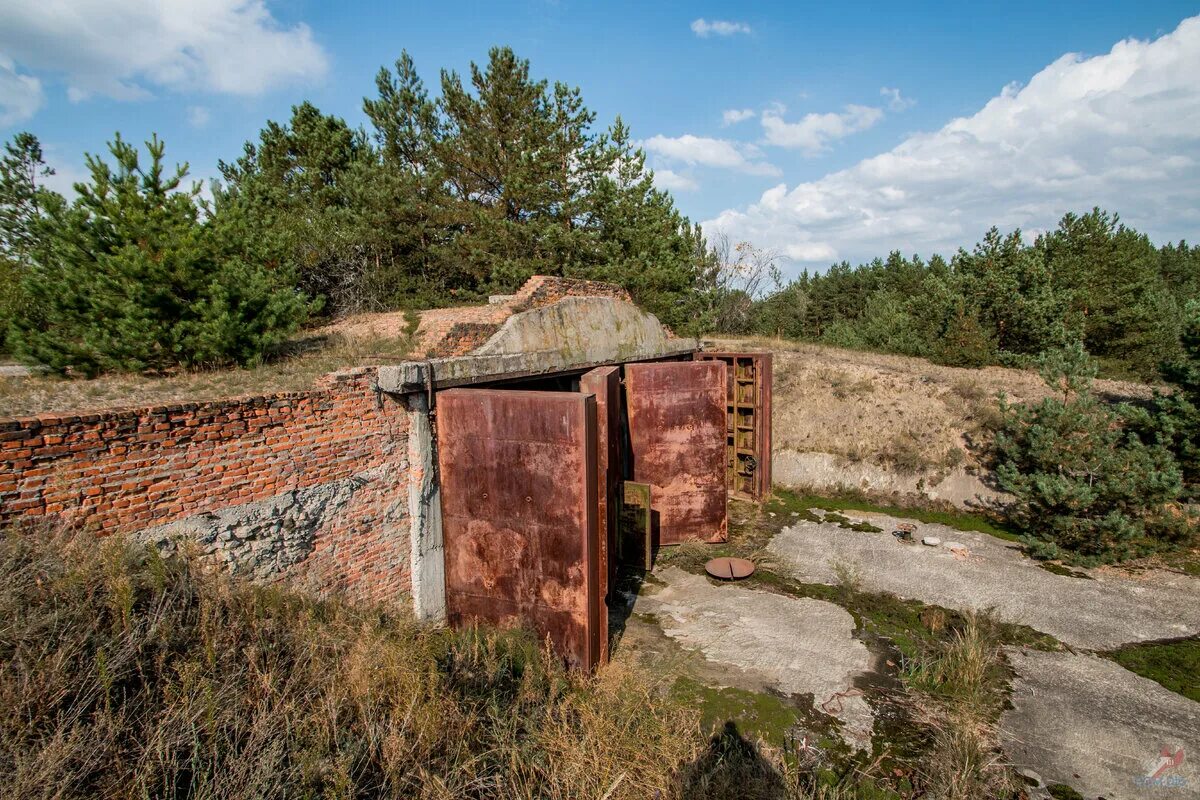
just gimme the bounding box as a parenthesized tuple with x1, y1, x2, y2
(992, 343, 1190, 563)
(0, 132, 54, 353)
(218, 48, 713, 330)
(1125, 301, 1200, 499)
(10, 135, 311, 375)
(752, 210, 1196, 377)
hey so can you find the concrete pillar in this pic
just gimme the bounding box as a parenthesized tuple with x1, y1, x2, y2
(405, 393, 446, 622)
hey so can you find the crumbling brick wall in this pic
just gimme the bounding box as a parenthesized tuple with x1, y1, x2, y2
(0, 368, 411, 603)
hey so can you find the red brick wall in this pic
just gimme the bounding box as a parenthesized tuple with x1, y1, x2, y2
(0, 368, 411, 602)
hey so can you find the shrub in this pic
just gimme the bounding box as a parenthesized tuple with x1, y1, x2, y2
(9, 135, 311, 376)
(992, 343, 1190, 563)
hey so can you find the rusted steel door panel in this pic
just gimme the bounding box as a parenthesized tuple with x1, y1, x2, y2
(580, 366, 619, 664)
(624, 361, 728, 545)
(697, 352, 773, 499)
(436, 389, 600, 670)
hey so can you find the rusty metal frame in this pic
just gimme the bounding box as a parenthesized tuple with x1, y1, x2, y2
(696, 352, 773, 500)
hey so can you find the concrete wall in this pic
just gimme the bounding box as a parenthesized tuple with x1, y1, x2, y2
(0, 368, 412, 602)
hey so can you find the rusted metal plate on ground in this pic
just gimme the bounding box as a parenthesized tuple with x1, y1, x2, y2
(580, 366, 620, 664)
(618, 481, 653, 570)
(437, 389, 600, 670)
(625, 361, 728, 545)
(705, 556, 756, 580)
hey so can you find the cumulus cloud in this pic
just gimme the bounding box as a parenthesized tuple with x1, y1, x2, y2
(187, 105, 211, 127)
(642, 133, 780, 176)
(653, 168, 699, 192)
(760, 103, 884, 154)
(0, 0, 329, 102)
(880, 87, 915, 112)
(704, 16, 1200, 272)
(722, 108, 755, 126)
(691, 18, 751, 38)
(0, 54, 42, 126)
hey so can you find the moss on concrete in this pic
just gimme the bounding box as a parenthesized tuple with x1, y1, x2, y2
(1105, 637, 1200, 703)
(767, 487, 1020, 542)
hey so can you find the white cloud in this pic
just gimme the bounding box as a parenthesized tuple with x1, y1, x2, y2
(0, 54, 43, 126)
(760, 103, 884, 155)
(691, 18, 751, 38)
(653, 168, 699, 192)
(880, 86, 915, 112)
(642, 133, 780, 176)
(722, 108, 755, 126)
(187, 105, 211, 127)
(705, 16, 1200, 271)
(0, 0, 329, 102)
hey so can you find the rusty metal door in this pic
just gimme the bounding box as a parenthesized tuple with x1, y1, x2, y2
(579, 366, 619, 663)
(624, 361, 728, 545)
(436, 389, 601, 670)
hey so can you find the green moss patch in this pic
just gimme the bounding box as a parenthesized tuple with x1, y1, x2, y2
(1037, 562, 1093, 579)
(1105, 637, 1200, 703)
(767, 487, 1021, 542)
(670, 676, 805, 749)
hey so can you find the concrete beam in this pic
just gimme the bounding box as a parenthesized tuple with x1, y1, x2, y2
(405, 392, 446, 622)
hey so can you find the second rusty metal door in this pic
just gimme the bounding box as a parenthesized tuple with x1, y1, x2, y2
(436, 389, 601, 671)
(624, 361, 729, 545)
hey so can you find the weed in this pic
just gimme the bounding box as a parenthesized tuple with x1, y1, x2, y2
(1037, 562, 1093, 579)
(830, 558, 864, 595)
(881, 431, 934, 474)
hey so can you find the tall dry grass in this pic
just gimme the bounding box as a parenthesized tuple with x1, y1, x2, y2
(902, 613, 1019, 800)
(0, 526, 701, 800)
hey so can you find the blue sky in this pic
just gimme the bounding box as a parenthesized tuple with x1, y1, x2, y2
(1, 1, 1198, 274)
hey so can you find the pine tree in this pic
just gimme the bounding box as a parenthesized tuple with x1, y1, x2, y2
(0, 132, 55, 352)
(993, 342, 1188, 563)
(12, 135, 311, 374)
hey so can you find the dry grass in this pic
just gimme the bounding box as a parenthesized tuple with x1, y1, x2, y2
(0, 329, 415, 420)
(705, 336, 1152, 481)
(901, 612, 1020, 800)
(0, 526, 706, 800)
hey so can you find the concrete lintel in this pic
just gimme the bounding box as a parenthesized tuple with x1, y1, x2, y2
(378, 342, 697, 394)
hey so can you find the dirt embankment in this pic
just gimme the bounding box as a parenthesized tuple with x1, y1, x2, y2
(708, 337, 1153, 509)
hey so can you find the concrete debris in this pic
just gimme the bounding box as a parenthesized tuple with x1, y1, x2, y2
(921, 536, 941, 546)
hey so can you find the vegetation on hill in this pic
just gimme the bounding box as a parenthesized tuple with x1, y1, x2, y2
(748, 210, 1199, 380)
(0, 47, 715, 375)
(992, 342, 1192, 563)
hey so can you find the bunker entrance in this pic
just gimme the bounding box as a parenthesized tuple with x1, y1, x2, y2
(435, 353, 769, 671)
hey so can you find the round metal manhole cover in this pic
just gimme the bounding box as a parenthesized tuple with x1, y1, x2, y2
(704, 556, 756, 580)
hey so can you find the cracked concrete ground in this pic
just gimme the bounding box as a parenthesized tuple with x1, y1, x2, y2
(768, 511, 1200, 650)
(765, 510, 1200, 798)
(631, 566, 875, 745)
(1003, 648, 1200, 799)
